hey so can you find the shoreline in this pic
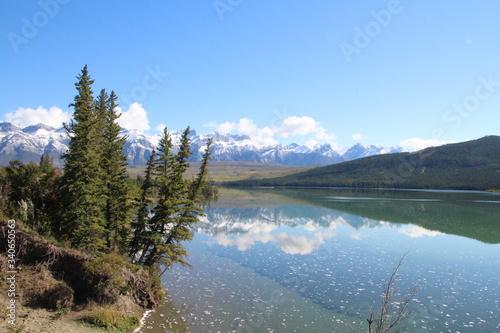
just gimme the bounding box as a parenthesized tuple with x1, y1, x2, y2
(0, 292, 100, 333)
(133, 309, 155, 333)
(221, 184, 500, 194)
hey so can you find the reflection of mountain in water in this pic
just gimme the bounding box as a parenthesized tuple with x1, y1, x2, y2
(203, 188, 500, 244)
(198, 205, 393, 236)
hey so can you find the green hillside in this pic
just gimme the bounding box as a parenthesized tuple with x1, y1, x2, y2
(228, 136, 500, 190)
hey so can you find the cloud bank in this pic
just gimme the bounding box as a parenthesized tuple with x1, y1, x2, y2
(352, 133, 369, 141)
(116, 102, 150, 131)
(206, 116, 338, 146)
(5, 103, 151, 132)
(400, 137, 454, 151)
(5, 106, 71, 128)
(210, 221, 336, 255)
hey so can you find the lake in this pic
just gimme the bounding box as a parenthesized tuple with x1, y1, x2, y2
(138, 187, 500, 332)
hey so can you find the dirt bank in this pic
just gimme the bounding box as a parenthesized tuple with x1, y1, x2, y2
(0, 220, 164, 332)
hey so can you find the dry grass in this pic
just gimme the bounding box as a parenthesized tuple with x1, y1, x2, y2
(128, 161, 312, 182)
(82, 304, 140, 332)
(16, 264, 74, 310)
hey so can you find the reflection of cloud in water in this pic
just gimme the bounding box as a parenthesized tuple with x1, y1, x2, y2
(213, 230, 275, 251)
(400, 225, 443, 238)
(275, 231, 335, 255)
(350, 232, 364, 240)
(210, 222, 335, 254)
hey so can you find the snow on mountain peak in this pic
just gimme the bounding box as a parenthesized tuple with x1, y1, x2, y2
(0, 122, 403, 167)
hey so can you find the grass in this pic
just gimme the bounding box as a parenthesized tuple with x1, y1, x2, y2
(83, 305, 140, 332)
(128, 161, 313, 182)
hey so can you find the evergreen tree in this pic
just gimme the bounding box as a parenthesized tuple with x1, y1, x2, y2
(148, 127, 194, 269)
(136, 128, 213, 269)
(142, 127, 178, 266)
(189, 137, 214, 201)
(61, 65, 107, 253)
(94, 88, 108, 138)
(129, 150, 156, 261)
(101, 90, 131, 252)
(157, 136, 214, 274)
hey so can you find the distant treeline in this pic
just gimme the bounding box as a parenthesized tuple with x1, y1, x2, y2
(228, 136, 500, 191)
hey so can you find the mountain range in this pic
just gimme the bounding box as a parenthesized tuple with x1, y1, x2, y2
(0, 122, 403, 167)
(230, 136, 500, 190)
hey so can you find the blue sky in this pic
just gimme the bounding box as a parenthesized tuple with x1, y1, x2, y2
(1, 0, 500, 149)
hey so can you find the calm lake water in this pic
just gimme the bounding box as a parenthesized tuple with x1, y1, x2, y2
(139, 187, 500, 333)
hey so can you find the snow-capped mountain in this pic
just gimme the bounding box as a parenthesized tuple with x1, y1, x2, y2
(0, 122, 403, 167)
(0, 123, 69, 167)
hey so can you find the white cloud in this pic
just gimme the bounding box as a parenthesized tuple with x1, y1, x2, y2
(352, 133, 369, 141)
(274, 116, 319, 138)
(116, 102, 150, 131)
(274, 116, 337, 142)
(5, 103, 153, 132)
(207, 118, 278, 146)
(314, 128, 338, 142)
(5, 106, 70, 128)
(205, 116, 337, 146)
(203, 120, 218, 129)
(155, 123, 166, 132)
(400, 137, 453, 151)
(216, 118, 258, 136)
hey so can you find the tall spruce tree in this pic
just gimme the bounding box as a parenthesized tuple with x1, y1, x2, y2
(189, 137, 213, 201)
(142, 127, 179, 266)
(157, 136, 214, 275)
(101, 90, 131, 252)
(129, 150, 156, 261)
(61, 65, 107, 253)
(149, 127, 195, 269)
(135, 127, 213, 269)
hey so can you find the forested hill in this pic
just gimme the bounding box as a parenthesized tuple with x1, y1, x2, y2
(228, 136, 500, 190)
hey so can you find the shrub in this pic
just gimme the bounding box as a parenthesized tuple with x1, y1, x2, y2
(17, 264, 74, 309)
(83, 253, 129, 304)
(83, 305, 140, 332)
(42, 281, 74, 310)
